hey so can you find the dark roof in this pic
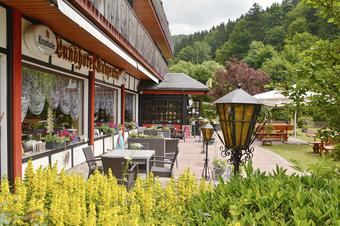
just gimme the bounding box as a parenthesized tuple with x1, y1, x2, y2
(139, 73, 209, 91)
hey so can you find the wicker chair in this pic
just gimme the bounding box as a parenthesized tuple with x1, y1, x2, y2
(101, 156, 139, 190)
(82, 146, 103, 179)
(150, 148, 180, 178)
(165, 138, 179, 168)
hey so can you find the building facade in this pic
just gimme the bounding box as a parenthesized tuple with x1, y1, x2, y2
(0, 0, 173, 182)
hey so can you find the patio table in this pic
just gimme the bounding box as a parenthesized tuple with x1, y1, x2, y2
(102, 149, 155, 175)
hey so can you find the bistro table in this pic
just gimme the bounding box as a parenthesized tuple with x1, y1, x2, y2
(102, 149, 155, 175)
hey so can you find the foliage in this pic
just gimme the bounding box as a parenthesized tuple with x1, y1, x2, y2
(187, 164, 340, 225)
(0, 162, 211, 225)
(244, 41, 276, 69)
(43, 133, 69, 144)
(129, 133, 163, 139)
(316, 127, 339, 141)
(332, 144, 340, 161)
(209, 59, 269, 99)
(125, 121, 137, 130)
(169, 60, 223, 84)
(303, 0, 340, 25)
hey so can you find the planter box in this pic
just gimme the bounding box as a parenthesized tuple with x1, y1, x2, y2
(127, 137, 165, 167)
(144, 130, 170, 138)
(46, 142, 66, 150)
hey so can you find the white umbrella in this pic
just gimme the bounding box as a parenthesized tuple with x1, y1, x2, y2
(253, 90, 313, 141)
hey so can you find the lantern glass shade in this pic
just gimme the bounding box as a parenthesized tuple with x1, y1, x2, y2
(216, 103, 261, 149)
(201, 123, 214, 142)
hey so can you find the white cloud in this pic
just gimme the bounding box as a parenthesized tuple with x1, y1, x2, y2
(162, 0, 279, 35)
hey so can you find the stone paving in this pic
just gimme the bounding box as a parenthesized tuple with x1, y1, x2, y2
(67, 134, 299, 180)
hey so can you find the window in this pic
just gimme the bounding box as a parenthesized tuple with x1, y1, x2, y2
(142, 98, 183, 124)
(188, 100, 201, 119)
(21, 66, 83, 151)
(94, 85, 118, 124)
(125, 93, 136, 122)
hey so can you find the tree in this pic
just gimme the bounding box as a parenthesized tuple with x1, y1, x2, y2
(169, 60, 195, 76)
(192, 41, 211, 64)
(287, 17, 310, 36)
(303, 0, 340, 25)
(193, 61, 223, 83)
(176, 46, 195, 62)
(209, 59, 270, 99)
(244, 41, 276, 69)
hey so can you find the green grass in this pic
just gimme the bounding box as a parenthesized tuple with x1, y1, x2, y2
(294, 127, 320, 142)
(262, 144, 322, 168)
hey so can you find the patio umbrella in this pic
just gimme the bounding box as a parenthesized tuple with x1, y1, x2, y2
(253, 90, 313, 142)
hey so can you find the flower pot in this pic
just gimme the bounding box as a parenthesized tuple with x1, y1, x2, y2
(46, 142, 66, 150)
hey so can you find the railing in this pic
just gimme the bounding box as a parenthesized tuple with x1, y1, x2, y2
(151, 0, 174, 53)
(89, 0, 168, 77)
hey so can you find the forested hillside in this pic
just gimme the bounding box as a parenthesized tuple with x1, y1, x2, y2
(170, 0, 339, 129)
(171, 0, 338, 65)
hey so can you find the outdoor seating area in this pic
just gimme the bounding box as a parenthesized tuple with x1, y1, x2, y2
(256, 123, 294, 144)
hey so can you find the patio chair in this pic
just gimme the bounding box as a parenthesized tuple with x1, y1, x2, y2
(175, 126, 189, 142)
(150, 148, 180, 178)
(165, 138, 179, 168)
(101, 156, 139, 190)
(82, 146, 103, 179)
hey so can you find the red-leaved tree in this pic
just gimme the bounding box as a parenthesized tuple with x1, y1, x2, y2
(209, 59, 269, 99)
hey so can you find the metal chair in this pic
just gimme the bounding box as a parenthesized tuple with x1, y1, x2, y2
(150, 148, 180, 178)
(82, 146, 103, 179)
(101, 156, 138, 190)
(165, 138, 179, 168)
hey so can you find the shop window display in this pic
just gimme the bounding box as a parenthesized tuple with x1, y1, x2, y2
(21, 67, 83, 153)
(94, 86, 118, 136)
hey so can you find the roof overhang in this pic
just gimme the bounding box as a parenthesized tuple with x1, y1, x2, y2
(140, 90, 208, 95)
(2, 0, 161, 83)
(133, 0, 173, 58)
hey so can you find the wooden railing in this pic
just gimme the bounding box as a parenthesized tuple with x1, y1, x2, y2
(151, 0, 174, 53)
(89, 0, 168, 77)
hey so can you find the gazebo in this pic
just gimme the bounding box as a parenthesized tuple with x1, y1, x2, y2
(138, 73, 209, 128)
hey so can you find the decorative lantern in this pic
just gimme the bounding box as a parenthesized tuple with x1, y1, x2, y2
(214, 85, 263, 174)
(201, 123, 214, 142)
(201, 123, 214, 180)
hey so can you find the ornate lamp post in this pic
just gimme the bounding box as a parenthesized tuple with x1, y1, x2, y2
(201, 123, 214, 180)
(214, 85, 264, 175)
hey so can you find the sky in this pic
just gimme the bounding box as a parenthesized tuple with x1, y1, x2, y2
(162, 0, 279, 35)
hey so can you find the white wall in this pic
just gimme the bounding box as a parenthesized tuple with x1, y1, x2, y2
(0, 6, 6, 49)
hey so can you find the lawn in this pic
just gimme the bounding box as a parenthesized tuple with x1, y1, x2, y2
(262, 144, 322, 168)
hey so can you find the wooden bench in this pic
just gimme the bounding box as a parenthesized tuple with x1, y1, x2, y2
(257, 124, 294, 142)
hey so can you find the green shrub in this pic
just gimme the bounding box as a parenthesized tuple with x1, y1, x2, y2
(0, 162, 211, 225)
(187, 165, 339, 225)
(332, 144, 340, 161)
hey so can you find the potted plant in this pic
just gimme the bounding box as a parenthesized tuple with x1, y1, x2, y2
(44, 133, 69, 149)
(212, 159, 227, 180)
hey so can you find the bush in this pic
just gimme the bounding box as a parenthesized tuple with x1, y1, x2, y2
(332, 144, 340, 161)
(0, 162, 211, 225)
(187, 166, 339, 225)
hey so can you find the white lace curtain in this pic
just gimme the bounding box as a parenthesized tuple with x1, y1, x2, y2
(21, 68, 80, 122)
(95, 87, 115, 118)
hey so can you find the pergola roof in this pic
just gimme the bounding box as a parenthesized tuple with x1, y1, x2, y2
(139, 73, 209, 92)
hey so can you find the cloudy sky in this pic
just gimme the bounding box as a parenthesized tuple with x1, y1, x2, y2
(162, 0, 279, 35)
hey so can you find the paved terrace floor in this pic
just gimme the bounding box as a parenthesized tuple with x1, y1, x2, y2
(68, 134, 298, 180)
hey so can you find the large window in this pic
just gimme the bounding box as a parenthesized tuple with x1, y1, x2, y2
(21, 66, 83, 151)
(125, 93, 136, 122)
(95, 85, 118, 124)
(142, 98, 183, 124)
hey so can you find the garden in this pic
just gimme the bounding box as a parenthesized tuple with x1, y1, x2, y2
(0, 161, 338, 225)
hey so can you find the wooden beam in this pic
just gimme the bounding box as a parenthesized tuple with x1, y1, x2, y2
(88, 70, 95, 146)
(9, 8, 22, 180)
(121, 84, 125, 136)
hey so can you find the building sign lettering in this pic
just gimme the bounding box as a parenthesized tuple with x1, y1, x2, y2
(56, 36, 121, 78)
